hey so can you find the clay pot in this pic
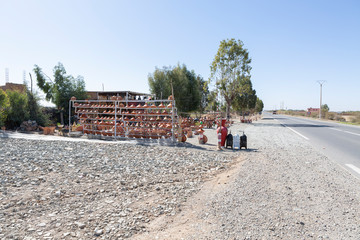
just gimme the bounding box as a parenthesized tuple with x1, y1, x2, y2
(187, 131, 193, 138)
(198, 135, 208, 144)
(158, 102, 165, 108)
(111, 95, 117, 100)
(167, 103, 173, 108)
(71, 96, 76, 101)
(168, 95, 174, 100)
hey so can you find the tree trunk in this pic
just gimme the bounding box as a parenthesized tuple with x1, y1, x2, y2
(226, 102, 231, 120)
(60, 110, 64, 126)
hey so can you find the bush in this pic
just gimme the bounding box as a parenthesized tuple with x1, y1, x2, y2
(335, 116, 346, 122)
(0, 89, 10, 127)
(5, 90, 29, 129)
(27, 90, 51, 126)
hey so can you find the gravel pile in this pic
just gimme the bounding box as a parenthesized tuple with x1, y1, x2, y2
(0, 138, 233, 239)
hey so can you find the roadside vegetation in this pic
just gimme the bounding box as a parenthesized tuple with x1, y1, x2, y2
(276, 106, 360, 125)
(2, 39, 264, 130)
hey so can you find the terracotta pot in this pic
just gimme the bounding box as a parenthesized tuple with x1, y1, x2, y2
(168, 95, 174, 100)
(198, 135, 208, 144)
(71, 96, 76, 101)
(187, 131, 193, 138)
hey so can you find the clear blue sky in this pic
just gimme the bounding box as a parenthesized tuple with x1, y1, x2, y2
(1, 0, 359, 111)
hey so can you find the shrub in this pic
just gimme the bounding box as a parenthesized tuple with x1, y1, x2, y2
(5, 90, 29, 129)
(0, 89, 10, 127)
(27, 90, 51, 126)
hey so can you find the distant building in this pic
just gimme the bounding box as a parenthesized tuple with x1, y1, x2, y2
(0, 82, 26, 93)
(307, 107, 319, 115)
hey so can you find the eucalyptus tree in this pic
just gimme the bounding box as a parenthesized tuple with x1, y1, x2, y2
(210, 39, 253, 118)
(34, 63, 88, 125)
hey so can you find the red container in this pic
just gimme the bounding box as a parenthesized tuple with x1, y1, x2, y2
(221, 119, 226, 127)
(216, 126, 228, 147)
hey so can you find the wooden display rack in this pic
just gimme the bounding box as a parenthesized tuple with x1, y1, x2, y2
(69, 97, 178, 142)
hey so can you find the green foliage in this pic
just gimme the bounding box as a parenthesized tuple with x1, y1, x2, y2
(232, 77, 257, 114)
(26, 90, 50, 126)
(0, 89, 10, 127)
(206, 90, 219, 112)
(148, 64, 207, 113)
(34, 63, 88, 124)
(5, 90, 29, 128)
(321, 104, 329, 112)
(255, 97, 264, 113)
(210, 39, 253, 117)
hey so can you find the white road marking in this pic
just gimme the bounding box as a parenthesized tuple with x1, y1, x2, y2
(274, 119, 309, 140)
(330, 128, 360, 137)
(345, 164, 360, 175)
(344, 131, 360, 137)
(284, 126, 310, 140)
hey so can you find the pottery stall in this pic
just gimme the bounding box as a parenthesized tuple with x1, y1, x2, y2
(69, 96, 180, 141)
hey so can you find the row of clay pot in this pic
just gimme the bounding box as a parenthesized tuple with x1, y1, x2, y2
(80, 116, 171, 122)
(81, 121, 176, 129)
(74, 102, 173, 109)
(77, 109, 172, 115)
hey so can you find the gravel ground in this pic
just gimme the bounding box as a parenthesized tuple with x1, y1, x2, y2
(0, 130, 234, 239)
(142, 117, 360, 239)
(206, 119, 360, 240)
(1, 117, 360, 239)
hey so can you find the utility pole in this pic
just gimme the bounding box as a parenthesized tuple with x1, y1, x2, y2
(317, 80, 326, 119)
(29, 73, 33, 93)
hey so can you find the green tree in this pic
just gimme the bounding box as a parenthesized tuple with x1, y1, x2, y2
(254, 97, 264, 113)
(0, 89, 10, 127)
(34, 63, 88, 125)
(148, 64, 207, 113)
(232, 77, 257, 116)
(5, 90, 29, 128)
(322, 104, 329, 112)
(206, 90, 220, 112)
(26, 89, 50, 126)
(210, 39, 252, 118)
(198, 77, 209, 113)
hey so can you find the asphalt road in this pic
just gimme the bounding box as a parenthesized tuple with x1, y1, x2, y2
(265, 112, 360, 178)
